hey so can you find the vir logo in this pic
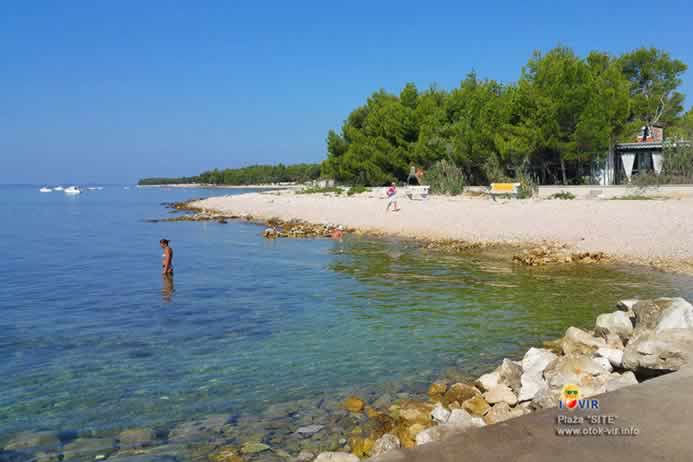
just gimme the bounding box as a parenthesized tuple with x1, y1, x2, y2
(559, 384, 600, 410)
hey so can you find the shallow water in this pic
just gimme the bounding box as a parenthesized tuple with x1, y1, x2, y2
(2, 185, 693, 453)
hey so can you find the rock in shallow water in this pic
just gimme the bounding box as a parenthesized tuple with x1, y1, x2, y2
(118, 428, 156, 449)
(295, 425, 325, 437)
(62, 438, 115, 461)
(371, 434, 400, 457)
(3, 432, 60, 451)
(314, 452, 359, 462)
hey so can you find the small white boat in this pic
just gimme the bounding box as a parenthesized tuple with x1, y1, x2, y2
(54, 186, 64, 191)
(39, 187, 52, 193)
(87, 187, 98, 191)
(123, 186, 130, 190)
(64, 186, 81, 195)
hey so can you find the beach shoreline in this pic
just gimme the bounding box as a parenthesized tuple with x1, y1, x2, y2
(186, 190, 693, 274)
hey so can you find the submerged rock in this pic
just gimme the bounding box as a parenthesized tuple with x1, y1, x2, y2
(314, 452, 359, 462)
(62, 438, 115, 461)
(3, 431, 60, 451)
(295, 425, 325, 438)
(342, 397, 365, 413)
(371, 434, 400, 457)
(240, 442, 271, 454)
(118, 428, 156, 449)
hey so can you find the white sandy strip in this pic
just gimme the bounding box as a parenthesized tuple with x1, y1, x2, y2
(193, 192, 693, 261)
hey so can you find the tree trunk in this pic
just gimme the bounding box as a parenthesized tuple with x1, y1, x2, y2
(560, 157, 568, 185)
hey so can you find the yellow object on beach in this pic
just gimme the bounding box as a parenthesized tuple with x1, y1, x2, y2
(490, 183, 518, 193)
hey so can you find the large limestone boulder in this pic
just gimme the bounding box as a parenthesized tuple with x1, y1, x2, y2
(561, 327, 606, 355)
(623, 328, 693, 375)
(517, 348, 557, 402)
(595, 311, 634, 341)
(371, 434, 400, 457)
(314, 452, 359, 462)
(606, 372, 638, 392)
(655, 298, 693, 332)
(443, 383, 480, 406)
(483, 402, 526, 425)
(475, 370, 499, 392)
(475, 359, 521, 393)
(446, 409, 486, 429)
(596, 347, 624, 368)
(461, 395, 490, 416)
(483, 384, 517, 406)
(430, 403, 450, 424)
(530, 388, 561, 410)
(543, 354, 611, 397)
(630, 298, 693, 334)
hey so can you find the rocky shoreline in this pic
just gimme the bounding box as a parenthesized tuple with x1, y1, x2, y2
(4, 296, 693, 462)
(148, 200, 609, 268)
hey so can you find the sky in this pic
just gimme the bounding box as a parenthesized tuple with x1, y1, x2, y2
(1, 1, 692, 184)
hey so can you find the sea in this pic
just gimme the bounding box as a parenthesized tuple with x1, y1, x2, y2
(2, 184, 693, 458)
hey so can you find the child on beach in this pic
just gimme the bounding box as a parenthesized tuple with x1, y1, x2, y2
(386, 183, 400, 212)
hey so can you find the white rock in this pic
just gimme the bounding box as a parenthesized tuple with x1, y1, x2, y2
(596, 311, 634, 340)
(518, 372, 548, 402)
(561, 327, 606, 355)
(476, 370, 500, 392)
(596, 347, 624, 368)
(606, 371, 638, 392)
(518, 348, 556, 402)
(521, 348, 558, 374)
(592, 356, 614, 373)
(656, 298, 693, 332)
(314, 452, 359, 462)
(430, 403, 450, 424)
(371, 434, 400, 457)
(415, 427, 439, 446)
(446, 409, 485, 429)
(617, 299, 639, 311)
(543, 355, 610, 397)
(483, 384, 518, 406)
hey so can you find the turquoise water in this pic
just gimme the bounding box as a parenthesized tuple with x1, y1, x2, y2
(2, 185, 693, 455)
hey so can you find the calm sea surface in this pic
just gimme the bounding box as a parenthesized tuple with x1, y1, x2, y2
(2, 184, 693, 443)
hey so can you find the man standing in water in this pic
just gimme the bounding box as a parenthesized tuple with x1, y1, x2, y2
(160, 239, 173, 274)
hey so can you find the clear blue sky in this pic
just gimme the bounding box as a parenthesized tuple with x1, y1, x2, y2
(1, 1, 691, 184)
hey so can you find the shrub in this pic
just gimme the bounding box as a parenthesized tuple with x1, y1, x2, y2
(549, 191, 576, 200)
(347, 185, 368, 196)
(426, 159, 465, 195)
(298, 186, 343, 195)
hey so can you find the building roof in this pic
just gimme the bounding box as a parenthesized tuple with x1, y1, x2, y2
(615, 142, 663, 151)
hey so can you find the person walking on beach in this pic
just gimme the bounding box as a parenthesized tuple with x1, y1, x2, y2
(160, 239, 174, 274)
(407, 165, 419, 185)
(386, 182, 400, 212)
